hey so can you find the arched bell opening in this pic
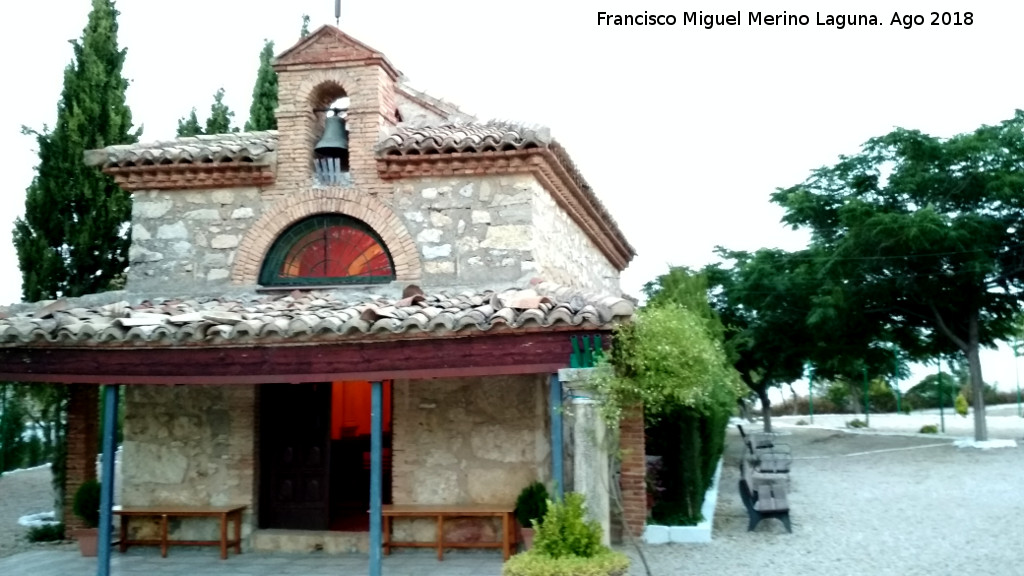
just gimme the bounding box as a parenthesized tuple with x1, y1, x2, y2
(310, 83, 352, 187)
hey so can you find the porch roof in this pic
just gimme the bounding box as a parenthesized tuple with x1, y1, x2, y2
(0, 280, 634, 349)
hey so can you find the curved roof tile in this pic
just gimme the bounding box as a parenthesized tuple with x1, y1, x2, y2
(0, 282, 633, 348)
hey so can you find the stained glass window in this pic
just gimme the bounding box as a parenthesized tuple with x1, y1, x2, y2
(259, 215, 395, 286)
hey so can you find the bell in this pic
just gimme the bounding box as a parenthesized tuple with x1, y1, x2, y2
(315, 114, 349, 156)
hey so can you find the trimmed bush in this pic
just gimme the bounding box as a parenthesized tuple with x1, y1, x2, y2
(503, 493, 630, 576)
(846, 418, 867, 429)
(515, 481, 549, 528)
(919, 424, 939, 434)
(503, 550, 630, 576)
(73, 479, 101, 528)
(954, 393, 969, 417)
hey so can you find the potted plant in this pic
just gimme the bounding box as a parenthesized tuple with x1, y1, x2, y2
(503, 492, 630, 576)
(72, 479, 101, 557)
(513, 481, 549, 550)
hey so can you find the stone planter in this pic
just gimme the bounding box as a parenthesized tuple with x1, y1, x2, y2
(74, 528, 98, 557)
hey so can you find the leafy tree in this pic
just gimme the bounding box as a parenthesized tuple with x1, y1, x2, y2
(13, 0, 140, 302)
(700, 249, 818, 432)
(205, 88, 238, 134)
(244, 40, 278, 132)
(772, 111, 1024, 441)
(176, 107, 203, 137)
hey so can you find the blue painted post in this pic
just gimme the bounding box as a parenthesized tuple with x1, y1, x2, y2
(549, 374, 564, 501)
(369, 381, 383, 576)
(97, 385, 118, 576)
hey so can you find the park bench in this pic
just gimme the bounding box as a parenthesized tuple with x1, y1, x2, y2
(381, 504, 516, 561)
(113, 504, 246, 559)
(739, 475, 792, 533)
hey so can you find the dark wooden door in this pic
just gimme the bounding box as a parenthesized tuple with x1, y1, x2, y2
(259, 383, 331, 530)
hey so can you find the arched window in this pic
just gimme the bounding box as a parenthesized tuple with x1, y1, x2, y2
(259, 215, 395, 286)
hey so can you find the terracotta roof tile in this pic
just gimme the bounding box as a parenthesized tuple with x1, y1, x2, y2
(83, 131, 279, 169)
(0, 282, 633, 348)
(376, 122, 551, 155)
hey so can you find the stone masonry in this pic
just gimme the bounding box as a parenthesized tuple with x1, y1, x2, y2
(391, 375, 551, 543)
(121, 385, 256, 544)
(392, 175, 620, 291)
(127, 188, 263, 293)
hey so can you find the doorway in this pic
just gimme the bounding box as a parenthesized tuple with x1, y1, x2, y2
(258, 381, 392, 532)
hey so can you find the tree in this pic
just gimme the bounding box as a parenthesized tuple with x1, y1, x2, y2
(772, 111, 1024, 441)
(700, 249, 818, 432)
(301, 14, 311, 37)
(13, 0, 140, 302)
(205, 88, 238, 134)
(176, 107, 203, 137)
(11, 0, 137, 525)
(244, 40, 278, 131)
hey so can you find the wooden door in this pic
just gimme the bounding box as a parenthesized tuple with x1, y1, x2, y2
(259, 383, 332, 530)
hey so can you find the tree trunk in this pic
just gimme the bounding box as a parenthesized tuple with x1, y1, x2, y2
(967, 313, 987, 442)
(756, 387, 773, 433)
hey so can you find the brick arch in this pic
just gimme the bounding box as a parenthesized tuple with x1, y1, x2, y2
(232, 189, 421, 285)
(287, 69, 363, 114)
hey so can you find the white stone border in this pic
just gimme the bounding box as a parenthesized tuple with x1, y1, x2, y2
(642, 457, 723, 544)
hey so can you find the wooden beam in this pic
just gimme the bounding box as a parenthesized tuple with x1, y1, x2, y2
(0, 331, 611, 385)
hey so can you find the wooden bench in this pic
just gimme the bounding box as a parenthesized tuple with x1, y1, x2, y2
(113, 505, 246, 559)
(739, 478, 792, 533)
(382, 504, 516, 561)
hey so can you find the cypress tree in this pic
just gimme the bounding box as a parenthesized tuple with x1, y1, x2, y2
(13, 0, 140, 302)
(176, 107, 203, 137)
(244, 40, 278, 131)
(205, 87, 238, 134)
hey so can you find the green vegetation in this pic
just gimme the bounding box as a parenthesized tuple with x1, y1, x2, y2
(73, 479, 101, 529)
(26, 523, 65, 542)
(503, 493, 629, 576)
(514, 481, 550, 528)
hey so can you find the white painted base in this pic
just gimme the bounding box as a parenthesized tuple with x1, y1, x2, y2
(642, 457, 723, 544)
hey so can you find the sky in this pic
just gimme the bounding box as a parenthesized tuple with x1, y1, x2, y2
(0, 1, 1023, 395)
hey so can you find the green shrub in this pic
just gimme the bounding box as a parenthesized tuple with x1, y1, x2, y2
(26, 523, 65, 542)
(533, 493, 602, 559)
(515, 481, 550, 528)
(846, 418, 867, 429)
(954, 393, 969, 417)
(73, 479, 101, 528)
(502, 549, 630, 576)
(919, 424, 939, 434)
(795, 419, 808, 426)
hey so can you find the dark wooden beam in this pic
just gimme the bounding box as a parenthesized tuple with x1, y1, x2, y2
(0, 331, 611, 385)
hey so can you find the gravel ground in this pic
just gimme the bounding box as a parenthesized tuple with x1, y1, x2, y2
(0, 465, 72, 559)
(625, 424, 1024, 576)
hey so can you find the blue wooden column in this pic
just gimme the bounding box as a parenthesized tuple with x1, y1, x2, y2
(97, 384, 119, 576)
(549, 374, 564, 500)
(369, 381, 383, 576)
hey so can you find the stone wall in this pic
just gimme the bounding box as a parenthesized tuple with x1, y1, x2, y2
(392, 174, 619, 292)
(530, 182, 621, 294)
(121, 385, 256, 543)
(391, 375, 551, 542)
(126, 188, 263, 293)
(392, 175, 536, 286)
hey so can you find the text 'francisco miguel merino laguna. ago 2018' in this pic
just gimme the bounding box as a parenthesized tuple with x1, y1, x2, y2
(596, 11, 975, 29)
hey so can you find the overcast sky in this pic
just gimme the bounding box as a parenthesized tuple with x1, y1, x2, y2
(1, 1, 1022, 393)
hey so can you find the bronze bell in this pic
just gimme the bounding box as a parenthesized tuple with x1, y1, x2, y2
(314, 114, 349, 156)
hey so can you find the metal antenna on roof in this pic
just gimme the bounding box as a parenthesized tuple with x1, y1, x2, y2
(335, 0, 341, 25)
